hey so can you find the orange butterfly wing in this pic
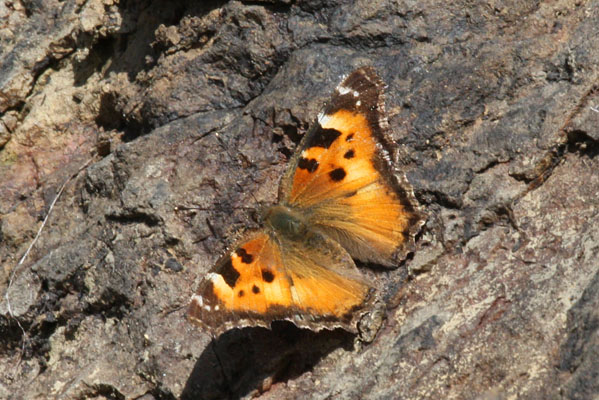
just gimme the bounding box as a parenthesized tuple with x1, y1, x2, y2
(187, 230, 373, 335)
(279, 67, 424, 266)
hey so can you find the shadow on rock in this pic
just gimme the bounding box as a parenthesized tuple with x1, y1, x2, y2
(181, 321, 354, 399)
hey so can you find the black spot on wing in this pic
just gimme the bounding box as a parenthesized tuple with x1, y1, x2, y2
(235, 248, 254, 264)
(298, 157, 319, 173)
(309, 126, 341, 149)
(346, 133, 354, 142)
(329, 167, 346, 182)
(238, 290, 245, 297)
(262, 269, 275, 283)
(344, 149, 355, 159)
(252, 285, 260, 294)
(221, 258, 240, 288)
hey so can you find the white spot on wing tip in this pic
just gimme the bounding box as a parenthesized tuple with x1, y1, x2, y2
(191, 294, 204, 306)
(337, 85, 352, 95)
(353, 90, 359, 97)
(206, 272, 220, 282)
(356, 100, 361, 107)
(318, 111, 329, 124)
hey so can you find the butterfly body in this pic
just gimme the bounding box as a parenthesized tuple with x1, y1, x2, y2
(188, 67, 425, 335)
(264, 204, 308, 240)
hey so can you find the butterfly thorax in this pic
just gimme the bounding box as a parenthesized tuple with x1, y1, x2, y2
(264, 204, 308, 240)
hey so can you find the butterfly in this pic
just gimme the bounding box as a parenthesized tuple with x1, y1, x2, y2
(187, 67, 425, 336)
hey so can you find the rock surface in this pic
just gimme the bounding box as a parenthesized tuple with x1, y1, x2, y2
(1, 0, 599, 399)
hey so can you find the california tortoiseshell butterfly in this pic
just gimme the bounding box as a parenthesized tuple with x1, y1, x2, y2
(187, 67, 425, 335)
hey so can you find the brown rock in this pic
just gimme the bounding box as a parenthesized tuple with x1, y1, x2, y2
(1, 1, 599, 399)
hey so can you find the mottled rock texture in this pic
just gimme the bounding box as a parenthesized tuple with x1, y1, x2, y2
(1, 0, 599, 399)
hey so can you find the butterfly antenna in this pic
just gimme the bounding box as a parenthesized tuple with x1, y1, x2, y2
(210, 336, 234, 398)
(214, 132, 262, 207)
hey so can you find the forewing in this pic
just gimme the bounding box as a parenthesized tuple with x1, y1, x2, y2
(279, 67, 425, 266)
(187, 229, 374, 335)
